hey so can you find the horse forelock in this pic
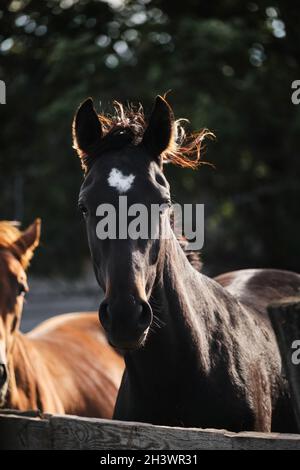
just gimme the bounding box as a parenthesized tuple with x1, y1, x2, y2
(0, 221, 32, 269)
(74, 100, 214, 174)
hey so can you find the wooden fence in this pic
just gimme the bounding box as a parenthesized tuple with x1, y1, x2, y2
(0, 409, 300, 450)
(0, 297, 299, 450)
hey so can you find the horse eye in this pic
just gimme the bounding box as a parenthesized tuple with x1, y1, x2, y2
(17, 283, 26, 297)
(78, 203, 88, 217)
(155, 173, 167, 187)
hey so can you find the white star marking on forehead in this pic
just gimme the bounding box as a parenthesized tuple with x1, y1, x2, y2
(107, 168, 136, 194)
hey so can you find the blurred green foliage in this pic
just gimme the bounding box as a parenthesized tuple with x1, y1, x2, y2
(0, 0, 299, 275)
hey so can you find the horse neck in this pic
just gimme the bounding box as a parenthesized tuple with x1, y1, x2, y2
(126, 224, 234, 383)
(6, 332, 45, 411)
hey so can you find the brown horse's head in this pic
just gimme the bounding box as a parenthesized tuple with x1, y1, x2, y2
(73, 96, 208, 350)
(0, 219, 40, 404)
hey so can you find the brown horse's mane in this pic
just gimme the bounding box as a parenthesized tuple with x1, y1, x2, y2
(0, 221, 31, 268)
(74, 101, 214, 173)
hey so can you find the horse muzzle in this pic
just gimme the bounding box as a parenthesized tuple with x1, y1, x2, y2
(99, 297, 153, 351)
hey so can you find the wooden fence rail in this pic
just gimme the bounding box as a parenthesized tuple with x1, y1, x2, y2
(1, 410, 300, 450)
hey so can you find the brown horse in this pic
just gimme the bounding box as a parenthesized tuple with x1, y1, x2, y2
(73, 95, 300, 432)
(0, 219, 124, 417)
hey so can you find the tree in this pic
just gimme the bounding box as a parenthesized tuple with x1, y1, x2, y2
(0, 0, 299, 275)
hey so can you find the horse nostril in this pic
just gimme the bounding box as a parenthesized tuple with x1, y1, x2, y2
(138, 302, 153, 330)
(99, 301, 111, 331)
(0, 364, 7, 387)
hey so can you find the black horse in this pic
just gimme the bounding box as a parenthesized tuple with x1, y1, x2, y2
(73, 95, 299, 432)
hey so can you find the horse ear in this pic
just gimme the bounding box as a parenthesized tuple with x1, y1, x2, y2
(13, 219, 41, 267)
(72, 98, 103, 156)
(142, 95, 175, 162)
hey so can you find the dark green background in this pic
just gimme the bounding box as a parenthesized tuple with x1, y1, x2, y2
(0, 0, 299, 276)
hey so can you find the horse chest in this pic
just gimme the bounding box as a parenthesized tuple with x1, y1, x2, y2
(115, 363, 255, 430)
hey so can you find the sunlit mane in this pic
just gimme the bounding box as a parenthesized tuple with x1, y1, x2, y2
(74, 100, 214, 173)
